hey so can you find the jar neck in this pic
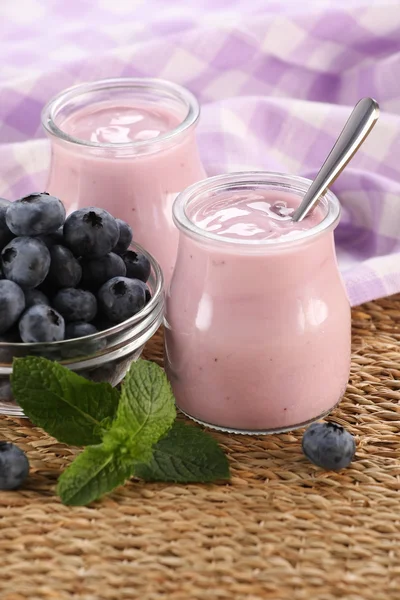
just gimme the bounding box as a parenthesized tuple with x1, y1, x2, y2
(173, 172, 341, 253)
(41, 78, 200, 156)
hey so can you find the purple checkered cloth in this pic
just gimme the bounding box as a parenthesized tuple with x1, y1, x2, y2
(0, 0, 399, 306)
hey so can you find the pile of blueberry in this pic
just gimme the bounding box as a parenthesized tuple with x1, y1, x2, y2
(0, 193, 152, 343)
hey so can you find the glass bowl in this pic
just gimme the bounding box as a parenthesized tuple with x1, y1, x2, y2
(0, 242, 164, 417)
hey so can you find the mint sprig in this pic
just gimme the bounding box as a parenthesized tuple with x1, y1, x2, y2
(11, 357, 119, 446)
(57, 444, 136, 506)
(105, 360, 176, 463)
(12, 357, 230, 505)
(135, 421, 230, 483)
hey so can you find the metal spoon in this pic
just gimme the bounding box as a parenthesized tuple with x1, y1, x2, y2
(291, 97, 379, 222)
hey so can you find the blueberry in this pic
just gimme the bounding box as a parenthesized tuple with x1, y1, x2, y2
(24, 289, 50, 309)
(0, 280, 25, 334)
(19, 305, 65, 342)
(122, 250, 151, 282)
(48, 245, 82, 289)
(0, 198, 14, 250)
(0, 442, 29, 490)
(113, 219, 133, 254)
(1, 237, 50, 289)
(302, 422, 356, 471)
(98, 276, 146, 323)
(64, 207, 119, 258)
(65, 321, 98, 340)
(6, 192, 65, 236)
(53, 288, 97, 322)
(38, 226, 64, 248)
(81, 252, 126, 291)
(135, 279, 152, 303)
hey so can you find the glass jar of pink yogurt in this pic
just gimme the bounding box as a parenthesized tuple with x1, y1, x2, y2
(41, 78, 206, 285)
(165, 172, 351, 434)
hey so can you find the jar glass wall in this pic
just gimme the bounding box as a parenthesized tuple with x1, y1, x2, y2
(165, 172, 351, 434)
(42, 78, 206, 285)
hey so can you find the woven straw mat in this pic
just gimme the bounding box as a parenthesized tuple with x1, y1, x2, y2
(1, 295, 400, 600)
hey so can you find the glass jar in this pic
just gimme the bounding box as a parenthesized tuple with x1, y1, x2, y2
(165, 172, 351, 434)
(0, 242, 164, 418)
(41, 78, 206, 286)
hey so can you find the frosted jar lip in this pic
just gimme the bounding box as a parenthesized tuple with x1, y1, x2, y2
(173, 171, 341, 251)
(0, 240, 164, 357)
(41, 77, 200, 150)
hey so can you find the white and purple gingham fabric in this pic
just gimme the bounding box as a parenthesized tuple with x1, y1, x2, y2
(0, 0, 399, 306)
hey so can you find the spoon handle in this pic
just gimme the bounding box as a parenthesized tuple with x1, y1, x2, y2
(292, 97, 380, 222)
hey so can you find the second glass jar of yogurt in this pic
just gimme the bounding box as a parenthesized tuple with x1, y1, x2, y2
(165, 172, 351, 434)
(41, 78, 206, 285)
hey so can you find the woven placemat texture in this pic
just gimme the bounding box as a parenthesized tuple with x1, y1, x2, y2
(1, 296, 400, 600)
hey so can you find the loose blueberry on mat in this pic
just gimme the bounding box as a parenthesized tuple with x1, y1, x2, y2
(81, 252, 126, 291)
(0, 198, 14, 250)
(64, 207, 119, 258)
(98, 276, 146, 323)
(0, 442, 29, 490)
(48, 245, 82, 289)
(6, 192, 66, 236)
(53, 288, 97, 322)
(1, 237, 51, 289)
(302, 421, 356, 471)
(113, 219, 133, 254)
(24, 289, 50, 309)
(65, 321, 98, 340)
(0, 280, 25, 335)
(122, 250, 151, 282)
(19, 305, 65, 343)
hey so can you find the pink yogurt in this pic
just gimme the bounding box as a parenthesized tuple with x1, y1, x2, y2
(165, 173, 351, 433)
(42, 79, 206, 284)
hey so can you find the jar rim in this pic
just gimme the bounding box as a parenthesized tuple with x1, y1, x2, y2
(172, 171, 341, 249)
(41, 77, 200, 150)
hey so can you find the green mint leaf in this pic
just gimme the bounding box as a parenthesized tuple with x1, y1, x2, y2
(57, 444, 135, 506)
(105, 360, 176, 462)
(11, 357, 120, 446)
(134, 421, 230, 483)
